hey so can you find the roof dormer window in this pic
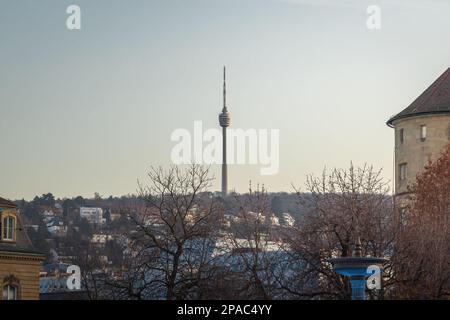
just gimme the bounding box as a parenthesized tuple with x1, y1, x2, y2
(1, 215, 16, 242)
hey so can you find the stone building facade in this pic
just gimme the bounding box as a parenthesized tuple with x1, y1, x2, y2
(0, 197, 44, 300)
(387, 68, 450, 208)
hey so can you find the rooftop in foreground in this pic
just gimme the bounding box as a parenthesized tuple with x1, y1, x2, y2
(387, 67, 450, 127)
(0, 197, 17, 208)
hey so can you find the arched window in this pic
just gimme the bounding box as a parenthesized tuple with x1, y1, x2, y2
(2, 275, 20, 300)
(2, 215, 15, 241)
(2, 284, 18, 300)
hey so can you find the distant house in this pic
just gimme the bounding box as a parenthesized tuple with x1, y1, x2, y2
(41, 209, 55, 217)
(244, 211, 266, 223)
(39, 206, 63, 218)
(270, 214, 280, 226)
(80, 207, 105, 225)
(0, 196, 44, 300)
(109, 211, 121, 221)
(54, 203, 63, 211)
(281, 213, 295, 227)
(103, 208, 123, 222)
(91, 234, 113, 247)
(211, 235, 286, 258)
(46, 218, 67, 237)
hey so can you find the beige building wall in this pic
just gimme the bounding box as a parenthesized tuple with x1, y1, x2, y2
(393, 114, 450, 197)
(0, 254, 43, 300)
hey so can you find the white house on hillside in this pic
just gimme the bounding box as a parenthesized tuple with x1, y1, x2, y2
(79, 207, 105, 225)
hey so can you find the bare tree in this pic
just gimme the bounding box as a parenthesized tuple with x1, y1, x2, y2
(73, 245, 105, 300)
(217, 184, 281, 299)
(118, 165, 223, 300)
(282, 163, 395, 299)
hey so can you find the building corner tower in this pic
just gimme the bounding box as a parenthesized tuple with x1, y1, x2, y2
(387, 67, 450, 210)
(219, 66, 231, 197)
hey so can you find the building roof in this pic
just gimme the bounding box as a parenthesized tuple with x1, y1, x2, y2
(387, 67, 450, 127)
(42, 262, 70, 274)
(0, 216, 43, 256)
(0, 197, 17, 208)
(0, 198, 43, 256)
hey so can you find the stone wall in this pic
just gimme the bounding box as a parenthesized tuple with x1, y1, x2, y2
(0, 254, 43, 300)
(393, 114, 450, 196)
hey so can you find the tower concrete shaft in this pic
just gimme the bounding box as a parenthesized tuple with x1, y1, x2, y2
(222, 126, 228, 197)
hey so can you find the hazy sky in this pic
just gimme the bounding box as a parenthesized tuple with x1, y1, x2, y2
(1, 0, 450, 200)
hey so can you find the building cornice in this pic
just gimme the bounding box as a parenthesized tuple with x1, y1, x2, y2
(387, 110, 450, 128)
(0, 251, 45, 262)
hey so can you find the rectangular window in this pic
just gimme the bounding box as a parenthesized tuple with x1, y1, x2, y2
(3, 217, 14, 241)
(399, 163, 407, 181)
(399, 128, 404, 144)
(420, 125, 426, 141)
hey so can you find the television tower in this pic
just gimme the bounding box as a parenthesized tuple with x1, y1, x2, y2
(219, 66, 231, 197)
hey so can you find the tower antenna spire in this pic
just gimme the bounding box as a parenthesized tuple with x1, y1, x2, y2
(223, 66, 226, 110)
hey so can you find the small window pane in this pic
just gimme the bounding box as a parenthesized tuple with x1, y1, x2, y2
(420, 125, 427, 140)
(3, 217, 14, 240)
(8, 217, 13, 239)
(3, 285, 17, 300)
(399, 163, 407, 181)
